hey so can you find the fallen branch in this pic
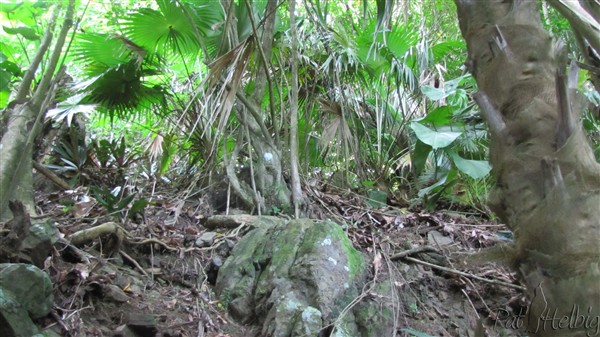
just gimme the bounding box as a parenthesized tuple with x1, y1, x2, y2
(205, 214, 279, 229)
(119, 250, 149, 277)
(399, 255, 525, 291)
(389, 245, 439, 260)
(129, 237, 178, 252)
(33, 161, 70, 190)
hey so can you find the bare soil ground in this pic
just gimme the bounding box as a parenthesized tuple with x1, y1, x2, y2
(30, 183, 527, 337)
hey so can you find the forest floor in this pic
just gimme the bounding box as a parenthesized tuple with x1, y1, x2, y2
(28, 180, 527, 337)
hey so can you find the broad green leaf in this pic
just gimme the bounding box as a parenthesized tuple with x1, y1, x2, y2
(0, 70, 11, 91)
(130, 199, 149, 215)
(0, 2, 22, 13)
(366, 189, 387, 208)
(421, 74, 470, 101)
(3, 26, 39, 40)
(418, 168, 458, 212)
(417, 168, 453, 198)
(449, 152, 491, 179)
(411, 139, 431, 175)
(410, 122, 461, 149)
(1, 2, 48, 27)
(421, 85, 447, 101)
(0, 59, 22, 91)
(420, 106, 453, 127)
(0, 91, 9, 108)
(361, 180, 376, 187)
(1, 59, 21, 75)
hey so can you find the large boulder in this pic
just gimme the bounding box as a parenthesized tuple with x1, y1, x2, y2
(215, 217, 393, 337)
(0, 263, 54, 337)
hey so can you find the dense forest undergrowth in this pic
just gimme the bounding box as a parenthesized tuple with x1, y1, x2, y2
(0, 0, 599, 336)
(28, 176, 524, 337)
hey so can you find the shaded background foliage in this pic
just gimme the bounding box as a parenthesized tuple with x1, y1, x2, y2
(1, 0, 598, 214)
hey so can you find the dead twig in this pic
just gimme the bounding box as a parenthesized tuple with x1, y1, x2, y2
(119, 250, 149, 277)
(389, 245, 439, 261)
(129, 237, 178, 252)
(400, 256, 525, 291)
(50, 310, 71, 337)
(33, 161, 70, 190)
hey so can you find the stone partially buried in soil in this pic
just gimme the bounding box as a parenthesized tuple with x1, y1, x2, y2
(215, 217, 395, 337)
(0, 263, 54, 337)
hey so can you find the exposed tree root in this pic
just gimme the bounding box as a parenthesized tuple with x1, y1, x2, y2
(68, 222, 125, 256)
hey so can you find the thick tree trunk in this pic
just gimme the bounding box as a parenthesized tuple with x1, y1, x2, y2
(454, 1, 600, 336)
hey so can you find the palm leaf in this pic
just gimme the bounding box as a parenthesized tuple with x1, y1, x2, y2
(73, 33, 132, 76)
(318, 98, 356, 159)
(121, 0, 208, 57)
(72, 31, 167, 119)
(78, 60, 166, 118)
(356, 21, 419, 78)
(182, 0, 224, 58)
(430, 40, 464, 62)
(181, 0, 224, 36)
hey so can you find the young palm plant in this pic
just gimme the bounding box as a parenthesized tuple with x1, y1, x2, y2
(71, 0, 223, 175)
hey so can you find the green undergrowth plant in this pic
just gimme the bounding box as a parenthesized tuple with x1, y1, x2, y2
(583, 115, 600, 160)
(409, 73, 492, 210)
(92, 136, 142, 181)
(49, 138, 90, 182)
(91, 185, 148, 218)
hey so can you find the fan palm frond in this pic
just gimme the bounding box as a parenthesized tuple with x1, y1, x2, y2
(181, 0, 224, 37)
(318, 98, 357, 159)
(430, 40, 464, 63)
(183, 0, 225, 58)
(73, 33, 132, 76)
(77, 60, 166, 119)
(326, 22, 361, 73)
(356, 21, 419, 79)
(121, 0, 200, 57)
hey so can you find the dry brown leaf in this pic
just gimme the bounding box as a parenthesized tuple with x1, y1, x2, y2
(72, 198, 97, 218)
(373, 252, 382, 275)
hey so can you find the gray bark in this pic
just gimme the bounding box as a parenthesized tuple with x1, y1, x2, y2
(0, 1, 74, 219)
(455, 1, 600, 336)
(224, 0, 291, 214)
(289, 0, 303, 218)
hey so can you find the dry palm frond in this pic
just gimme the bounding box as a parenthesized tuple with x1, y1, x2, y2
(194, 38, 254, 157)
(146, 134, 164, 161)
(110, 34, 147, 67)
(318, 97, 356, 159)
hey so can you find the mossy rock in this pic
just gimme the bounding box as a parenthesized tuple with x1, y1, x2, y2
(215, 218, 368, 336)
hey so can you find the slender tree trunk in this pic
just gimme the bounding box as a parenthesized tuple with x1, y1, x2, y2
(224, 0, 292, 214)
(454, 1, 600, 336)
(288, 0, 303, 218)
(0, 1, 74, 220)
